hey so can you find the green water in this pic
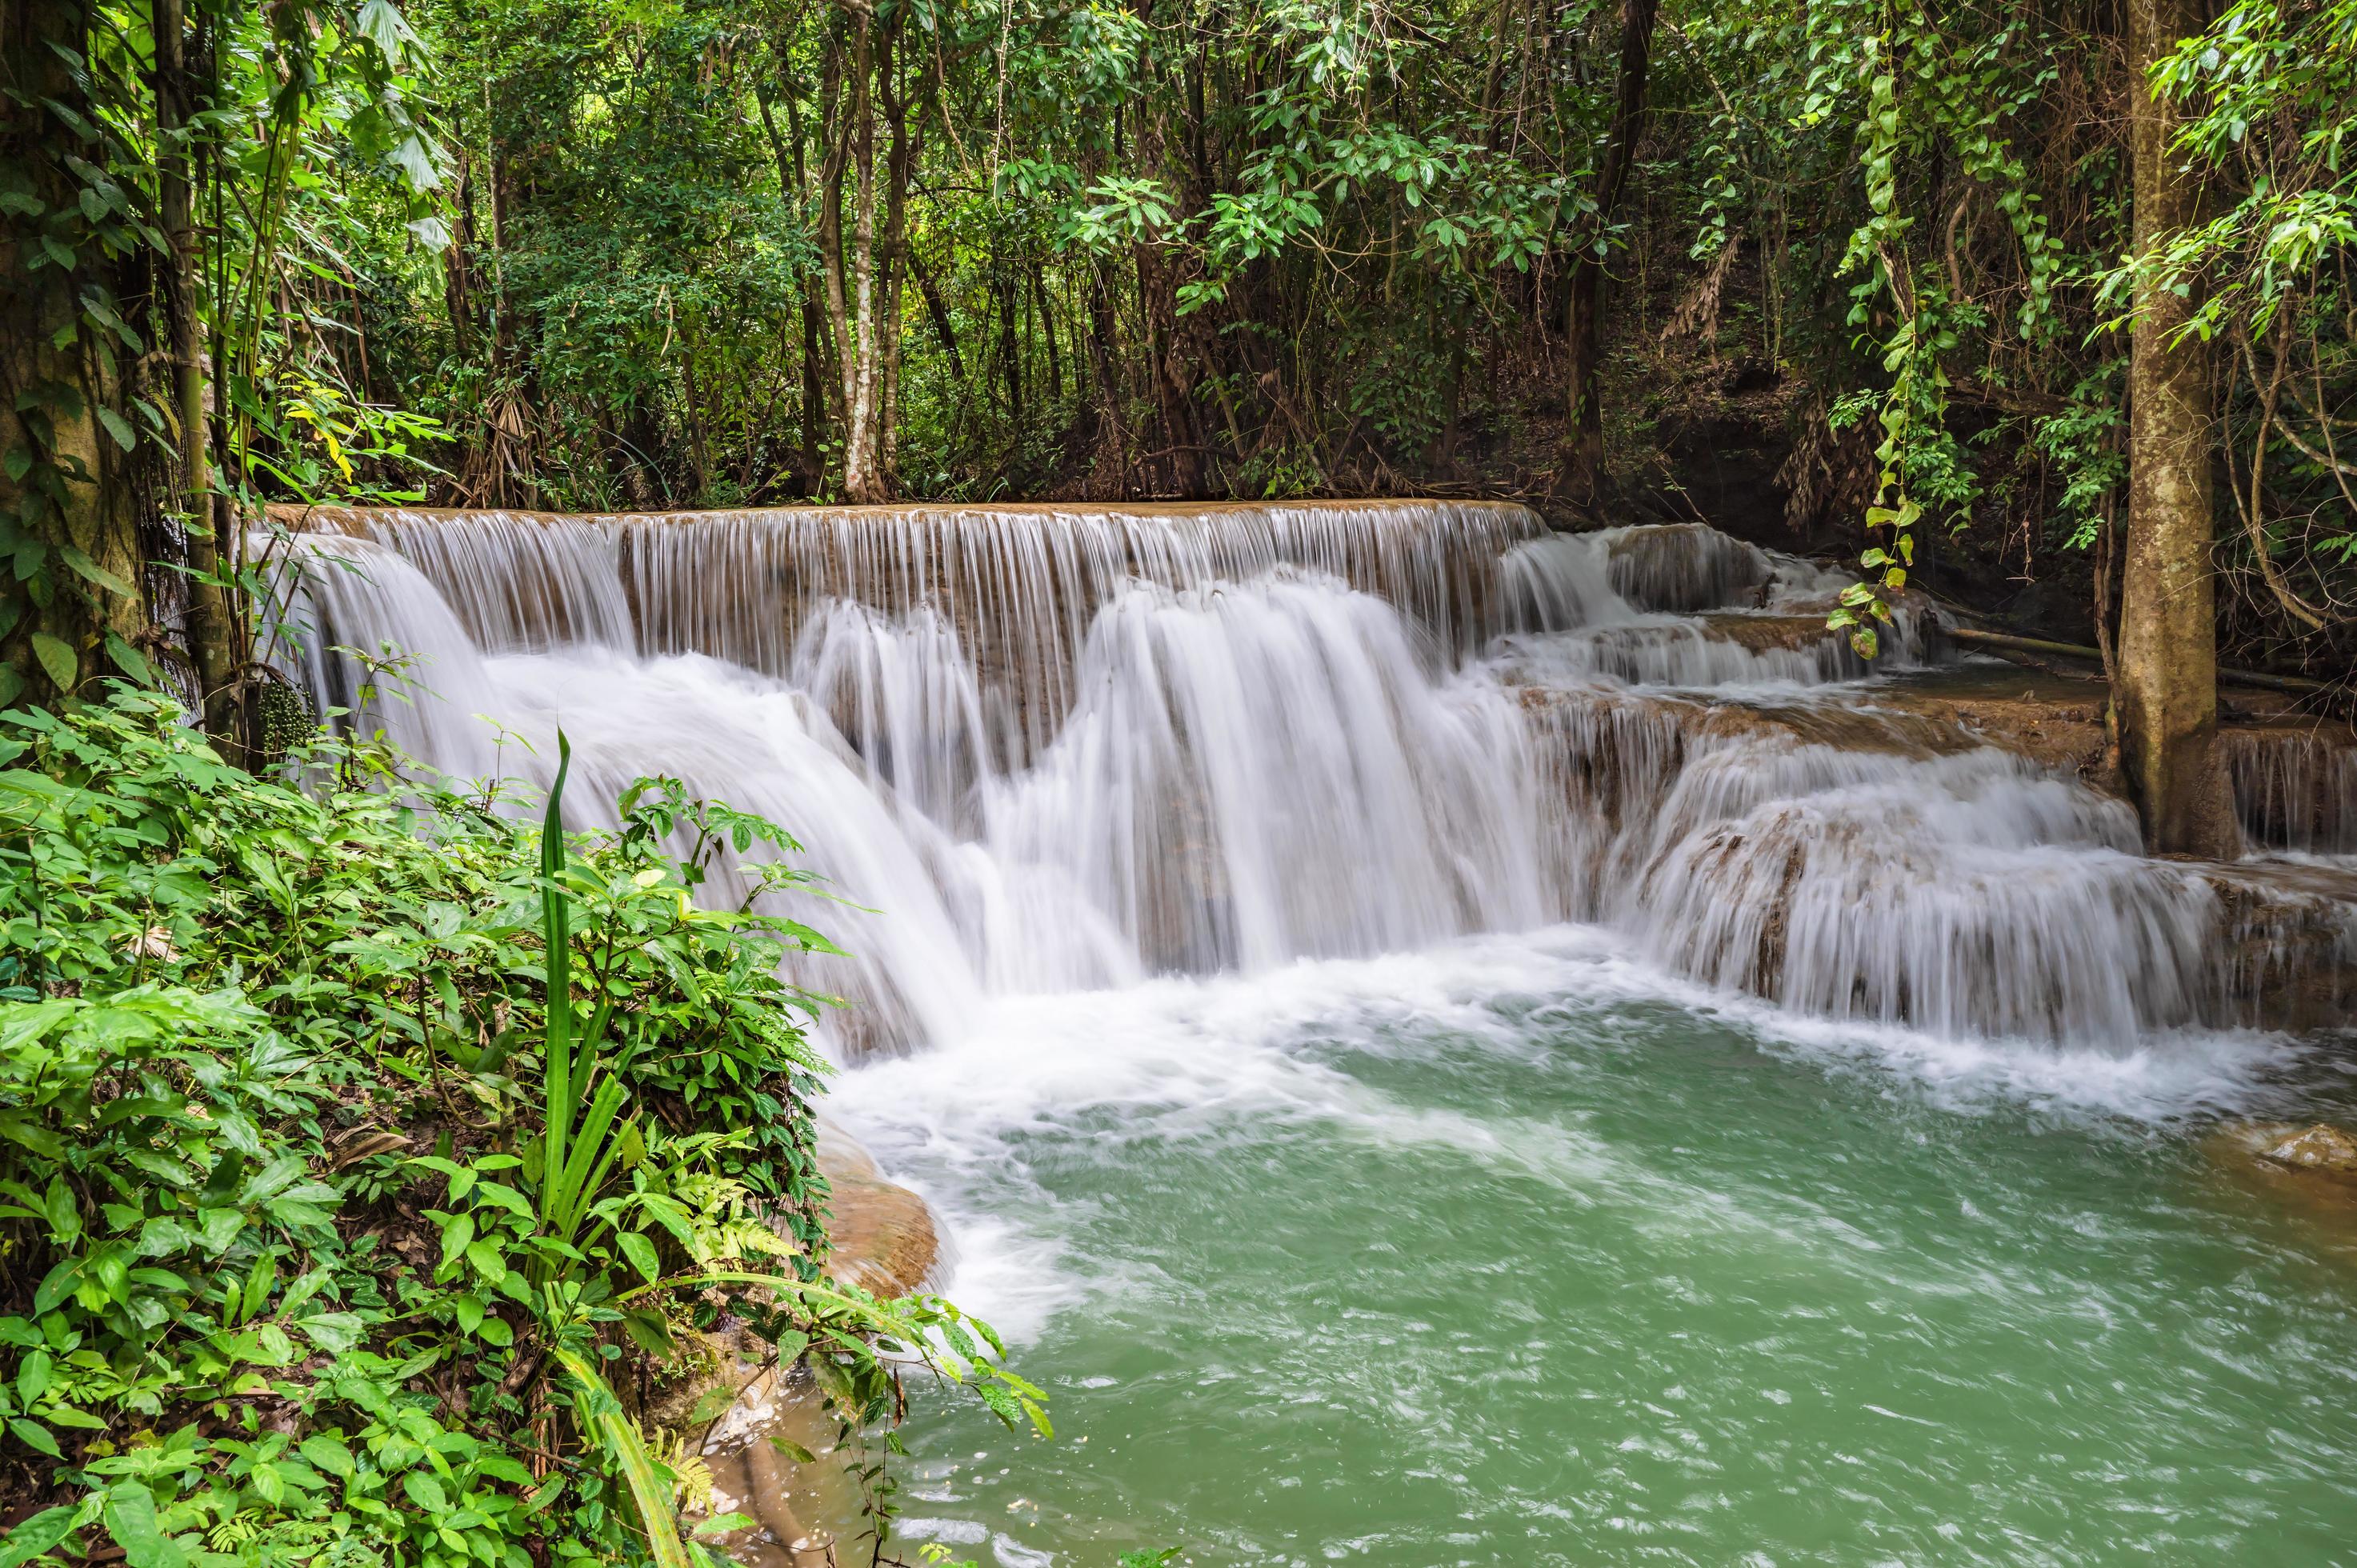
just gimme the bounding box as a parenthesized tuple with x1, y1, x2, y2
(830, 930, 2357, 1566)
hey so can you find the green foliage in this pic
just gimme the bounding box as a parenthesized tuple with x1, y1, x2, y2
(0, 687, 1040, 1566)
(2, 0, 451, 706)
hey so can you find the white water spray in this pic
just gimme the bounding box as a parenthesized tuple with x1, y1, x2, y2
(277, 501, 2352, 1063)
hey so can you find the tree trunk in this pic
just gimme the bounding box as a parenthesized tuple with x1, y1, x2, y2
(997, 255, 1024, 433)
(910, 246, 966, 382)
(755, 59, 833, 495)
(817, 8, 898, 504)
(2116, 0, 2238, 857)
(799, 290, 829, 493)
(1, 0, 150, 710)
(154, 0, 235, 736)
(1563, 0, 1659, 506)
(879, 45, 910, 489)
(1032, 258, 1062, 405)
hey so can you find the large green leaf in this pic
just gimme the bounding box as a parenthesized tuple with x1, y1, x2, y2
(102, 1482, 187, 1568)
(30, 633, 76, 693)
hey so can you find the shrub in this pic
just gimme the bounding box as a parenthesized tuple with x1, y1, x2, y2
(0, 689, 1040, 1568)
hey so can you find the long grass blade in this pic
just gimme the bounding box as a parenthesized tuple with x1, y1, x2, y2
(550, 1075, 629, 1245)
(540, 732, 575, 1202)
(553, 1345, 694, 1568)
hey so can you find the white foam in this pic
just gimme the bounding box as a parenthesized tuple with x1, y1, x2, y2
(824, 925, 2302, 1339)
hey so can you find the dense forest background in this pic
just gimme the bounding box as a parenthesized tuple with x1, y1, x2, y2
(4, 0, 2357, 826)
(5, 2, 2357, 1560)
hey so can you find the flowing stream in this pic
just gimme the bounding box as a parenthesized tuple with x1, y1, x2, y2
(281, 501, 2357, 1565)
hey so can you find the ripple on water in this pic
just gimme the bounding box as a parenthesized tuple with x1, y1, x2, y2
(830, 930, 2357, 1567)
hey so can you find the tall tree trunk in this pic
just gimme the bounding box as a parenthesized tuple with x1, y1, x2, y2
(1083, 261, 1124, 490)
(1563, 0, 1659, 506)
(799, 290, 829, 492)
(997, 254, 1025, 434)
(755, 60, 832, 494)
(155, 0, 234, 736)
(910, 246, 966, 382)
(817, 7, 899, 504)
(1, 0, 150, 710)
(678, 339, 712, 500)
(1032, 258, 1062, 406)
(1131, 46, 1211, 498)
(2117, 0, 2238, 857)
(879, 46, 907, 488)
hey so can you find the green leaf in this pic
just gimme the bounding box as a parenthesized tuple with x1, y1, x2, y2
(60, 545, 134, 597)
(295, 1312, 364, 1354)
(0, 1505, 80, 1568)
(617, 1230, 662, 1285)
(300, 1434, 355, 1478)
(402, 1470, 449, 1512)
(8, 1416, 60, 1458)
(102, 1482, 186, 1568)
(95, 408, 135, 452)
(438, 1211, 475, 1274)
(29, 634, 75, 693)
(694, 1513, 756, 1538)
(17, 1347, 52, 1402)
(33, 1259, 77, 1315)
(103, 633, 153, 683)
(555, 1346, 694, 1568)
(357, 0, 415, 63)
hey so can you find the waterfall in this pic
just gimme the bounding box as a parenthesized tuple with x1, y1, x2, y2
(274, 500, 2355, 1057)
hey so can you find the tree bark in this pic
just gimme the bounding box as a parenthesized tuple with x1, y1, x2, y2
(910, 246, 966, 382)
(154, 0, 235, 736)
(1562, 0, 1659, 506)
(816, 7, 898, 504)
(754, 60, 832, 494)
(1031, 258, 1062, 405)
(2117, 0, 2239, 857)
(996, 254, 1023, 432)
(1, 0, 150, 709)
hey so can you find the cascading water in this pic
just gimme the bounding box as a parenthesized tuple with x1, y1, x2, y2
(276, 498, 2357, 1566)
(279, 500, 2348, 1056)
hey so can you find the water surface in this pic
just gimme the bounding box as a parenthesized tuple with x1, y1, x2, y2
(832, 930, 2357, 1567)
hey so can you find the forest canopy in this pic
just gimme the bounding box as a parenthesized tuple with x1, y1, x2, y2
(2, 0, 2354, 816)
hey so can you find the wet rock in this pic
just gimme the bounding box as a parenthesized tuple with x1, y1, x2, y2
(812, 1120, 942, 1300)
(2258, 1123, 2357, 1179)
(2201, 859, 2357, 1036)
(1843, 666, 2116, 783)
(1695, 611, 1847, 655)
(2199, 1122, 2357, 1258)
(646, 1126, 946, 1562)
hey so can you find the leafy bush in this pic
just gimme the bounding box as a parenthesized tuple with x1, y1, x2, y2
(0, 689, 1042, 1567)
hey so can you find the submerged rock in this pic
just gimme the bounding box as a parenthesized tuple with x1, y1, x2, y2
(2258, 1123, 2357, 1179)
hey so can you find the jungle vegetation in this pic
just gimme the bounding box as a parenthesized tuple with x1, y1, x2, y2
(2, 0, 2357, 1554)
(10, 0, 2357, 850)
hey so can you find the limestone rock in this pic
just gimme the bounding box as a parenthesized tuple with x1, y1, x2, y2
(2259, 1123, 2357, 1180)
(814, 1120, 942, 1299)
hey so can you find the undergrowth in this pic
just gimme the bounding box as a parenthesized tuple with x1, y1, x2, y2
(0, 688, 1046, 1567)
